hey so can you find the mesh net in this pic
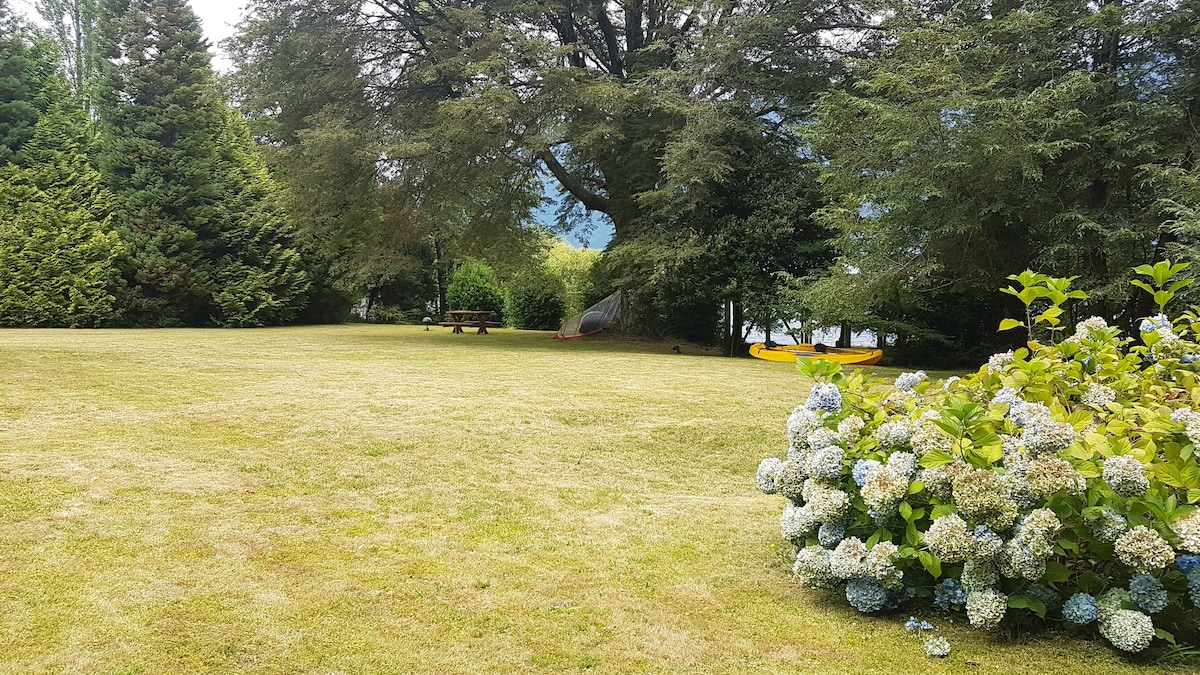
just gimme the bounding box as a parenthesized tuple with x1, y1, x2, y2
(554, 291, 622, 339)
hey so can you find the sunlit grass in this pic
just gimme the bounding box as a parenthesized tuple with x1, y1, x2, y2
(0, 325, 1190, 673)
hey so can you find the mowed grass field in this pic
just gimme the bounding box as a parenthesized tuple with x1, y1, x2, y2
(0, 325, 1188, 674)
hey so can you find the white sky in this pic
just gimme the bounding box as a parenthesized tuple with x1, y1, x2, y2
(13, 0, 248, 71)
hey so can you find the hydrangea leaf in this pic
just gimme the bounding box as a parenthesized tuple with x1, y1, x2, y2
(1155, 628, 1177, 645)
(1043, 561, 1072, 583)
(919, 450, 956, 469)
(918, 551, 942, 579)
(999, 318, 1024, 332)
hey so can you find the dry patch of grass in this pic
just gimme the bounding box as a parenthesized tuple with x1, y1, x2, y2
(0, 325, 1188, 673)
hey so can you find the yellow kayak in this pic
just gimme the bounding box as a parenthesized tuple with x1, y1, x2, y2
(750, 342, 884, 365)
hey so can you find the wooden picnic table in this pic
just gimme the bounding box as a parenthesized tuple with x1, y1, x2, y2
(440, 310, 496, 334)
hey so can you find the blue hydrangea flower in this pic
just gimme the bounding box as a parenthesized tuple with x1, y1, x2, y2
(808, 446, 843, 480)
(1140, 314, 1170, 334)
(894, 371, 927, 393)
(845, 578, 889, 613)
(1062, 593, 1098, 624)
(852, 459, 881, 487)
(933, 578, 966, 612)
(1128, 574, 1168, 614)
(1188, 569, 1200, 606)
(817, 522, 845, 548)
(1178, 554, 1200, 575)
(805, 383, 842, 413)
(924, 635, 951, 658)
(905, 616, 935, 632)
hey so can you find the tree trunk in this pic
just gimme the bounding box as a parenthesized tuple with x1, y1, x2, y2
(729, 300, 744, 357)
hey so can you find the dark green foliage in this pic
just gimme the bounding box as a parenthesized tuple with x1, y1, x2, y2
(446, 261, 504, 319)
(95, 0, 309, 326)
(0, 4, 58, 163)
(808, 2, 1200, 362)
(505, 272, 565, 331)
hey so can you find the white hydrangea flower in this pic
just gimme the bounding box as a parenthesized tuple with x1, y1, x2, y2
(1172, 408, 1200, 446)
(1102, 455, 1149, 498)
(924, 514, 974, 563)
(806, 485, 851, 523)
(1081, 383, 1116, 407)
(887, 451, 918, 480)
(829, 537, 868, 580)
(961, 559, 999, 592)
(966, 588, 1007, 629)
(807, 427, 839, 452)
(987, 350, 1015, 373)
(805, 382, 842, 413)
(876, 417, 914, 448)
(861, 465, 909, 512)
(1173, 511, 1200, 554)
(1025, 456, 1085, 498)
(786, 406, 821, 449)
(793, 545, 838, 589)
(1114, 526, 1175, 573)
(837, 415, 865, 446)
(910, 414, 952, 457)
(1099, 609, 1155, 653)
(998, 539, 1045, 581)
(1021, 415, 1075, 456)
(895, 371, 928, 393)
(864, 541, 903, 588)
(991, 386, 1019, 406)
(1065, 316, 1109, 343)
(781, 503, 819, 541)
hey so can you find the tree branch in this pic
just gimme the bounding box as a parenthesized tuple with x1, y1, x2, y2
(540, 150, 610, 213)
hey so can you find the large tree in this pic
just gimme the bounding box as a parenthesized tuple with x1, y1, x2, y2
(0, 2, 58, 163)
(808, 0, 1199, 362)
(0, 73, 124, 327)
(95, 0, 309, 326)
(228, 0, 864, 336)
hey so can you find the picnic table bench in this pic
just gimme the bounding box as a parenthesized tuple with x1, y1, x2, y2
(440, 310, 498, 334)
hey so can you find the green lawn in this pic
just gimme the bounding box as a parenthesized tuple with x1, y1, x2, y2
(0, 325, 1187, 673)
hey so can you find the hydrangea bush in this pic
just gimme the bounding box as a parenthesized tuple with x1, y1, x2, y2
(757, 263, 1200, 654)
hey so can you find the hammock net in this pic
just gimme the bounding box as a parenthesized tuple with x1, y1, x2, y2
(555, 291, 622, 340)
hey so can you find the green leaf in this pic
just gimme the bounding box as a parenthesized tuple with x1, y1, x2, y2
(1130, 279, 1156, 295)
(1042, 561, 1072, 583)
(930, 504, 956, 519)
(907, 481, 925, 495)
(999, 318, 1024, 332)
(1155, 628, 1177, 646)
(918, 551, 942, 579)
(919, 450, 956, 469)
(1035, 306, 1063, 324)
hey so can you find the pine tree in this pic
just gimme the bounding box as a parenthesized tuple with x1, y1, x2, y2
(0, 2, 58, 163)
(0, 79, 124, 326)
(95, 0, 308, 325)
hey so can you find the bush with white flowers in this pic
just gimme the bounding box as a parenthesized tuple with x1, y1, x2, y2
(757, 263, 1200, 654)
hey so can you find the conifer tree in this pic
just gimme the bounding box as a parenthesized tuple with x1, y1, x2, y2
(0, 79, 124, 326)
(95, 0, 308, 325)
(0, 2, 58, 163)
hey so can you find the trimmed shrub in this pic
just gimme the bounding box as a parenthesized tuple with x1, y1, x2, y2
(447, 261, 504, 320)
(757, 264, 1200, 655)
(506, 272, 566, 330)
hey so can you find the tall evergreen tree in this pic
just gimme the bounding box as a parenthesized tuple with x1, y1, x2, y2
(95, 0, 309, 326)
(0, 2, 58, 163)
(808, 1, 1197, 362)
(0, 78, 124, 327)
